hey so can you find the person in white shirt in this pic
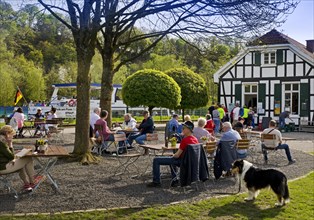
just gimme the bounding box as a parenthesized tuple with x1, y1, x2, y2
(12, 107, 25, 137)
(121, 113, 137, 131)
(45, 107, 58, 132)
(262, 120, 295, 165)
(90, 107, 101, 137)
(193, 117, 214, 143)
(232, 103, 240, 125)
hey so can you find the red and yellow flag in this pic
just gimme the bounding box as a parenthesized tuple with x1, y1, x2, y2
(14, 89, 23, 105)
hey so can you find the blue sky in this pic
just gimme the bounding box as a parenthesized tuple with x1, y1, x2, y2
(7, 0, 314, 45)
(279, 0, 314, 45)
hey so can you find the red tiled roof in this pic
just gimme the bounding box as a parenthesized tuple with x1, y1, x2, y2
(248, 29, 314, 60)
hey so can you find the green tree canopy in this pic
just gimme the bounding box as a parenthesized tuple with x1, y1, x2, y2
(122, 69, 181, 114)
(165, 68, 208, 110)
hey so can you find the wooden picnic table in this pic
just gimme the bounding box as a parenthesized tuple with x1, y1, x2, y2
(24, 145, 69, 194)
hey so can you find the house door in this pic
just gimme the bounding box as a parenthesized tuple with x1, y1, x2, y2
(244, 94, 257, 108)
(243, 84, 258, 108)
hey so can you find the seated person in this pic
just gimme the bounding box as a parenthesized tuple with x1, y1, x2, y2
(262, 120, 296, 165)
(233, 117, 245, 134)
(166, 114, 182, 141)
(12, 107, 25, 138)
(147, 121, 198, 187)
(95, 110, 116, 144)
(220, 122, 245, 157)
(0, 125, 39, 191)
(193, 117, 215, 143)
(128, 111, 154, 146)
(184, 115, 192, 122)
(90, 107, 101, 138)
(33, 108, 45, 136)
(45, 107, 58, 133)
(204, 114, 215, 135)
(120, 113, 137, 131)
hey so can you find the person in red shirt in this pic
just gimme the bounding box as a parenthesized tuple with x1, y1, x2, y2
(147, 121, 198, 187)
(204, 114, 215, 135)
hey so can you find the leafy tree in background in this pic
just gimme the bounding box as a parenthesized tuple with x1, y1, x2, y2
(122, 69, 181, 116)
(166, 68, 208, 120)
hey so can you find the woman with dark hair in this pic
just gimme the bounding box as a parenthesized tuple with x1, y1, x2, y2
(12, 107, 25, 137)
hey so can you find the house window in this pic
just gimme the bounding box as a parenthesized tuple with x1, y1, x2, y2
(284, 83, 299, 114)
(264, 52, 276, 64)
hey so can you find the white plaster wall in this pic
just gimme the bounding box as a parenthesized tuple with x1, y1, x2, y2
(311, 96, 314, 110)
(245, 53, 252, 64)
(245, 67, 251, 78)
(287, 65, 293, 77)
(305, 63, 311, 74)
(286, 50, 294, 62)
(224, 81, 231, 95)
(277, 65, 284, 77)
(253, 67, 260, 78)
(296, 63, 303, 76)
(237, 66, 243, 78)
(265, 96, 269, 109)
(226, 97, 231, 107)
(270, 96, 274, 110)
(237, 59, 243, 65)
(230, 68, 235, 77)
(224, 72, 233, 79)
(308, 68, 314, 76)
(295, 55, 302, 62)
(311, 79, 314, 94)
(262, 67, 275, 77)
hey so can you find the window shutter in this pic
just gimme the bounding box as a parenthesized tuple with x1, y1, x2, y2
(258, 84, 266, 112)
(254, 52, 261, 66)
(235, 84, 242, 105)
(300, 83, 309, 117)
(276, 49, 283, 65)
(274, 84, 281, 115)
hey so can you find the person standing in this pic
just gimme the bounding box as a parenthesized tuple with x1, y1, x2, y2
(12, 107, 25, 138)
(212, 106, 221, 134)
(242, 105, 250, 126)
(217, 104, 225, 122)
(231, 103, 240, 126)
(208, 102, 215, 119)
(279, 111, 291, 130)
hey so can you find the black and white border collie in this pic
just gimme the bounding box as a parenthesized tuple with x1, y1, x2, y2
(231, 159, 290, 206)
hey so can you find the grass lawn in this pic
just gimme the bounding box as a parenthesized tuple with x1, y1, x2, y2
(2, 172, 313, 220)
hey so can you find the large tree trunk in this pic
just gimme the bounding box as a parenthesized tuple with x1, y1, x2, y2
(72, 35, 99, 164)
(100, 51, 114, 127)
(148, 106, 154, 117)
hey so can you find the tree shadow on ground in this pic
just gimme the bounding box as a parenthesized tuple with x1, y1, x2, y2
(208, 199, 284, 220)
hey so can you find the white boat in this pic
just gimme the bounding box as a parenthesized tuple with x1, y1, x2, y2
(28, 83, 142, 118)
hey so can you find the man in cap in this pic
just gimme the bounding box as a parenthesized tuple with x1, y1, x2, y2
(147, 121, 198, 187)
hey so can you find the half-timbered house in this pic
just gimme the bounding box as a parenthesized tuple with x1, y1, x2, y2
(213, 29, 314, 129)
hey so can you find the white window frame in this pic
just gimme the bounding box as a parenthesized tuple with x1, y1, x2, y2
(283, 82, 300, 115)
(262, 51, 276, 66)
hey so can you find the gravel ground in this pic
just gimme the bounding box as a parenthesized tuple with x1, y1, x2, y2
(1, 129, 313, 214)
